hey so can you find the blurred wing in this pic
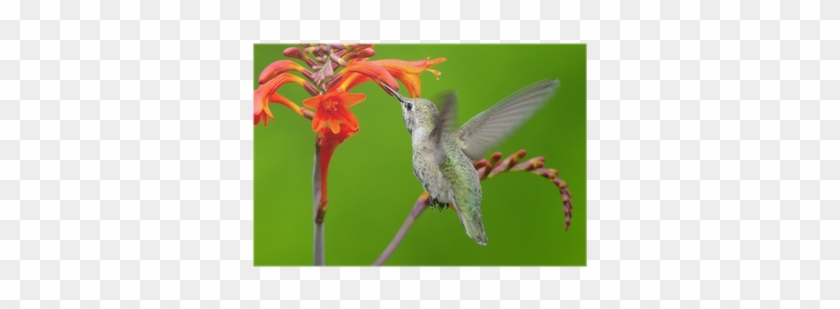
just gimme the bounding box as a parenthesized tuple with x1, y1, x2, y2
(455, 79, 560, 161)
(432, 91, 458, 162)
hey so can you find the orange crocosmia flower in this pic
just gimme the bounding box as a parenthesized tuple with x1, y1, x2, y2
(253, 73, 305, 126)
(303, 89, 365, 134)
(338, 57, 446, 98)
(315, 121, 359, 205)
(329, 60, 400, 94)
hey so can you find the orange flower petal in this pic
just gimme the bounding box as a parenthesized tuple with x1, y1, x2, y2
(332, 104, 360, 129)
(311, 108, 327, 132)
(302, 95, 322, 110)
(327, 117, 340, 134)
(341, 92, 366, 108)
(394, 73, 422, 98)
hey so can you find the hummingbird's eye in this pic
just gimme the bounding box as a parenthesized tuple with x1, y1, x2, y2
(405, 103, 413, 111)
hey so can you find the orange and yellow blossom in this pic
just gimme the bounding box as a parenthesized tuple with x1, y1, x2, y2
(335, 57, 447, 98)
(254, 44, 447, 217)
(253, 73, 305, 126)
(302, 89, 365, 134)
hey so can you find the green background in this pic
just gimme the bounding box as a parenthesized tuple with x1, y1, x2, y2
(254, 44, 586, 266)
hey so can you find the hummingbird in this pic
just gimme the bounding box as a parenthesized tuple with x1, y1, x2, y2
(381, 79, 561, 245)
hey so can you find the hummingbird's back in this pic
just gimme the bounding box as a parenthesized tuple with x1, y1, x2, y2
(438, 134, 487, 245)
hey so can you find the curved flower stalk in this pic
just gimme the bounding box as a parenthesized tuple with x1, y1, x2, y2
(373, 149, 574, 266)
(254, 43, 446, 265)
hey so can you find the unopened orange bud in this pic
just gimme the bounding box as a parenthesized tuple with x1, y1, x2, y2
(488, 152, 503, 167)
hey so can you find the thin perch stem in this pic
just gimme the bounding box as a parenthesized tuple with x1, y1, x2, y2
(312, 143, 325, 266)
(373, 193, 430, 266)
(373, 149, 574, 266)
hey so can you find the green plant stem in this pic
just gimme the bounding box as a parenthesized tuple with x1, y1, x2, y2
(312, 143, 325, 266)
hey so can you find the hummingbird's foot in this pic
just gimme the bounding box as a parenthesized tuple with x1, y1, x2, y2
(429, 197, 449, 211)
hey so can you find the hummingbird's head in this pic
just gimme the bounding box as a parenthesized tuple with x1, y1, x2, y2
(380, 82, 438, 136)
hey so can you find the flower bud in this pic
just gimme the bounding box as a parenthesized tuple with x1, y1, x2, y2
(488, 152, 503, 167)
(303, 82, 320, 96)
(301, 70, 317, 83)
(350, 44, 374, 51)
(324, 73, 343, 90)
(357, 48, 375, 58)
(284, 47, 306, 59)
(342, 48, 376, 62)
(511, 157, 543, 171)
(323, 60, 335, 78)
(330, 53, 347, 66)
(514, 149, 527, 161)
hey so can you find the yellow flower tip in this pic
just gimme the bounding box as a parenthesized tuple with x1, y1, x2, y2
(423, 57, 445, 80)
(428, 69, 442, 80)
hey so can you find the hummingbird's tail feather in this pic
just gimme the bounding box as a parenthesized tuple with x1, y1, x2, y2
(454, 205, 487, 245)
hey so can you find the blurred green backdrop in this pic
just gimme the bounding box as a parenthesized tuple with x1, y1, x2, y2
(254, 44, 586, 266)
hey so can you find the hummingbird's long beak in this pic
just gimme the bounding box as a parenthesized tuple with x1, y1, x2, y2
(378, 79, 405, 104)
